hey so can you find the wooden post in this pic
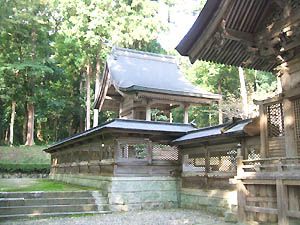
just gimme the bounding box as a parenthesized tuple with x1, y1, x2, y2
(237, 180, 247, 223)
(259, 104, 268, 158)
(146, 104, 151, 121)
(205, 146, 210, 185)
(283, 99, 297, 157)
(276, 179, 289, 225)
(184, 104, 189, 124)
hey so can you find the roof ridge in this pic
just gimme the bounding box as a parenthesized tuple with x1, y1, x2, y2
(115, 118, 195, 127)
(112, 47, 176, 63)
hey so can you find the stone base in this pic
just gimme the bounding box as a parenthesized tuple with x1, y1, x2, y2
(180, 188, 237, 220)
(50, 174, 180, 212)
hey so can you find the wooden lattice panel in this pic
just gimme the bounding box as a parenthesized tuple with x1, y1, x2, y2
(210, 150, 237, 172)
(185, 157, 205, 171)
(120, 143, 147, 160)
(267, 102, 284, 137)
(294, 98, 300, 139)
(152, 144, 178, 161)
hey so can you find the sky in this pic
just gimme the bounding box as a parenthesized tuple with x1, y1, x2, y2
(158, 0, 203, 50)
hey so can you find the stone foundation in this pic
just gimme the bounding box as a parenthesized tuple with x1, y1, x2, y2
(50, 174, 180, 212)
(180, 188, 237, 219)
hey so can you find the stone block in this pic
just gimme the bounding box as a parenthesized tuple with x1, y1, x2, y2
(141, 191, 161, 202)
(142, 202, 164, 210)
(224, 211, 237, 222)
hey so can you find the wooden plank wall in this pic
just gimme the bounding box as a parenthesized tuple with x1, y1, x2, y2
(268, 136, 286, 158)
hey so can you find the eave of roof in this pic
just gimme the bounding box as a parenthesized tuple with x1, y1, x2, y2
(176, 0, 221, 57)
(176, 0, 282, 72)
(44, 119, 197, 153)
(172, 119, 252, 145)
(119, 85, 221, 100)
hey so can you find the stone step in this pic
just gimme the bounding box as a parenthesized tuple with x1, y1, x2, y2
(0, 191, 107, 199)
(224, 211, 237, 222)
(0, 210, 112, 221)
(0, 197, 108, 207)
(0, 204, 110, 215)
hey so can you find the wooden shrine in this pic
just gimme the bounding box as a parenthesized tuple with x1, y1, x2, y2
(176, 0, 300, 224)
(94, 47, 221, 123)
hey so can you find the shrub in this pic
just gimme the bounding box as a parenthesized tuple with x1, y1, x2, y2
(0, 163, 50, 174)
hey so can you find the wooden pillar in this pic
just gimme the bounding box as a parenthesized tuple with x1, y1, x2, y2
(146, 104, 151, 121)
(205, 146, 210, 185)
(237, 180, 247, 223)
(283, 98, 297, 157)
(276, 179, 289, 225)
(184, 104, 189, 124)
(259, 104, 268, 158)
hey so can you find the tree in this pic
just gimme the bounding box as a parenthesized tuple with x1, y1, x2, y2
(0, 0, 54, 145)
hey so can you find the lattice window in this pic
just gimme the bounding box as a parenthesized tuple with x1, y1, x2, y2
(247, 148, 261, 165)
(120, 143, 147, 160)
(210, 150, 237, 172)
(267, 102, 284, 137)
(185, 156, 205, 171)
(294, 98, 300, 139)
(152, 144, 178, 161)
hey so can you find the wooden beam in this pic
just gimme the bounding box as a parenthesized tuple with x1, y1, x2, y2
(245, 206, 278, 214)
(225, 28, 255, 44)
(283, 98, 297, 157)
(276, 179, 289, 225)
(259, 104, 268, 158)
(146, 103, 151, 121)
(184, 104, 189, 124)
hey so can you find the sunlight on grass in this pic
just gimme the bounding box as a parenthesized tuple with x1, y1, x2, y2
(0, 179, 98, 192)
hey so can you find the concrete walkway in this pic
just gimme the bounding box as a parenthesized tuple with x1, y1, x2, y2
(2, 209, 236, 225)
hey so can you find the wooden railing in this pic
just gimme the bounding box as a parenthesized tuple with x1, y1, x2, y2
(236, 156, 300, 225)
(237, 156, 300, 178)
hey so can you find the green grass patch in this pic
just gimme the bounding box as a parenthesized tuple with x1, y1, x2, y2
(0, 163, 50, 174)
(0, 179, 98, 192)
(0, 145, 50, 164)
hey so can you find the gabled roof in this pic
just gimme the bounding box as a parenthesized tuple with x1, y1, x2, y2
(44, 119, 197, 152)
(173, 119, 253, 145)
(105, 47, 221, 98)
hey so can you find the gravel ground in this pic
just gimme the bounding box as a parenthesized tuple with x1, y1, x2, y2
(3, 209, 236, 225)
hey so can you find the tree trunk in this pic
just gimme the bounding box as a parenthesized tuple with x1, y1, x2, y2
(25, 103, 34, 146)
(93, 41, 102, 128)
(37, 121, 43, 142)
(79, 72, 84, 132)
(238, 67, 248, 119)
(23, 102, 27, 144)
(218, 81, 223, 124)
(4, 129, 8, 144)
(86, 59, 91, 130)
(9, 100, 16, 146)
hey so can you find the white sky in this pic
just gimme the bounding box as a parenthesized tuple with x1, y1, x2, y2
(158, 0, 201, 49)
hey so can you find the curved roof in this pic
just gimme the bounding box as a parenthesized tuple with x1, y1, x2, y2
(107, 47, 221, 99)
(44, 119, 197, 152)
(176, 0, 286, 72)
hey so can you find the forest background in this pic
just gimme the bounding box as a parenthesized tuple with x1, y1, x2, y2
(0, 0, 278, 146)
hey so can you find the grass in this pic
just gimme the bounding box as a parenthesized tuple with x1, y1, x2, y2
(0, 145, 50, 164)
(0, 179, 98, 192)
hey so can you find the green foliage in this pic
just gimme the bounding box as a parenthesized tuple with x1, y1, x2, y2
(0, 163, 50, 174)
(0, 145, 50, 164)
(0, 179, 98, 192)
